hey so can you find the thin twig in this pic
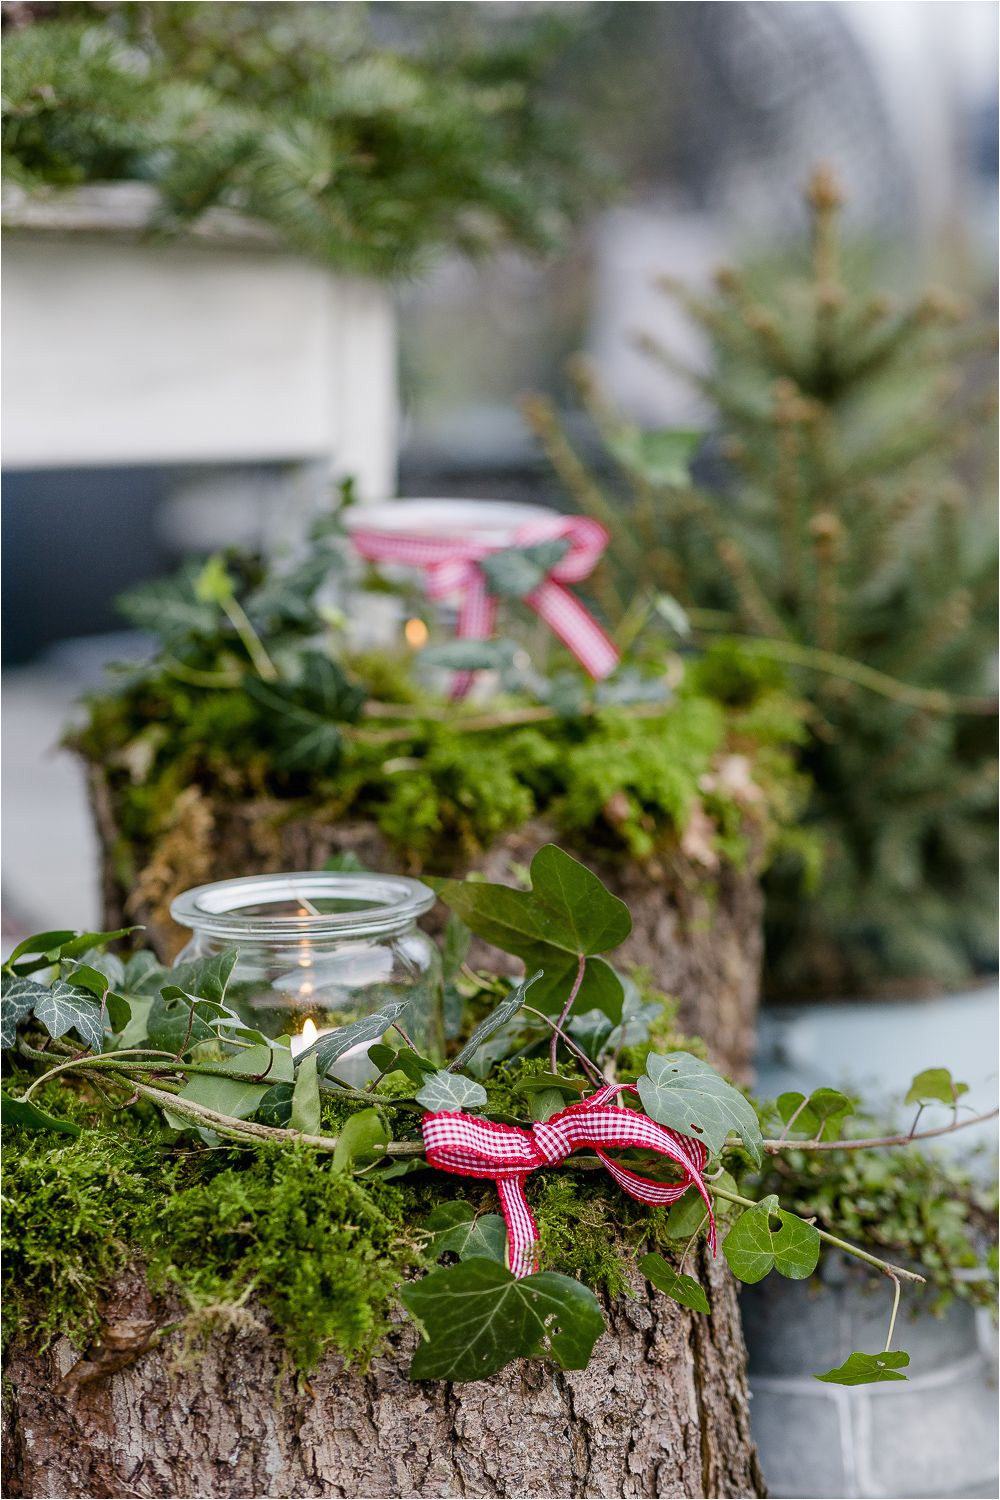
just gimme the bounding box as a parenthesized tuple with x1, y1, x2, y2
(550, 954, 587, 1073)
(520, 1005, 604, 1087)
(763, 1107, 998, 1154)
(709, 1184, 925, 1284)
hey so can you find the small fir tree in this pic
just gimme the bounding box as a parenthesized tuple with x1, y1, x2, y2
(526, 167, 998, 997)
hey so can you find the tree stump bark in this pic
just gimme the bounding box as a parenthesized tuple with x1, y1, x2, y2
(87, 773, 763, 1081)
(2, 1250, 765, 1500)
(30, 773, 769, 1498)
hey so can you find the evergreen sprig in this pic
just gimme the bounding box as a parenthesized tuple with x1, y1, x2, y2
(2, 2, 591, 274)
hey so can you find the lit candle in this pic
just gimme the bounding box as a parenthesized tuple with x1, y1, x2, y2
(290, 1015, 329, 1058)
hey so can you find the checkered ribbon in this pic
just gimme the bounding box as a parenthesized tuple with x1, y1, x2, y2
(349, 513, 619, 699)
(422, 1082, 716, 1278)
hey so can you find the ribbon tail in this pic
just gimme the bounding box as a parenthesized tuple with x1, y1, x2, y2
(526, 581, 619, 681)
(596, 1151, 717, 1255)
(451, 571, 497, 701)
(496, 1177, 540, 1279)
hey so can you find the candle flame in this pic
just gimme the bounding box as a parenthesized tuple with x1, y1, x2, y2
(404, 617, 429, 648)
(300, 1017, 318, 1044)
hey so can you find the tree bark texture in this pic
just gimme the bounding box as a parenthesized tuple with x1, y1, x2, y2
(3, 1249, 765, 1500)
(87, 773, 764, 1081)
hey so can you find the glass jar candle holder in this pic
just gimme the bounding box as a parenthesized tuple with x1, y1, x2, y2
(170, 872, 442, 1086)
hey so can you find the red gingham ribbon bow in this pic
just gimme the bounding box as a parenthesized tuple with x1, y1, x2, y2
(422, 1082, 716, 1278)
(349, 513, 619, 699)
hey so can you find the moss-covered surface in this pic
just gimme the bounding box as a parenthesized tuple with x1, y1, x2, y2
(2, 1059, 695, 1376)
(73, 643, 811, 881)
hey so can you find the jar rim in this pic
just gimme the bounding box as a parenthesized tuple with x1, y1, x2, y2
(170, 871, 436, 942)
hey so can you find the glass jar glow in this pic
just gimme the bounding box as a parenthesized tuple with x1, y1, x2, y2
(170, 872, 442, 1086)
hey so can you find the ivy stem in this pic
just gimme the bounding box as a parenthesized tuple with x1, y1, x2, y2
(521, 1005, 603, 1087)
(692, 630, 998, 716)
(221, 595, 279, 681)
(708, 1183, 925, 1284)
(115, 1073, 427, 1155)
(884, 1275, 902, 1352)
(761, 1107, 998, 1153)
(550, 955, 587, 1073)
(20, 1046, 178, 1099)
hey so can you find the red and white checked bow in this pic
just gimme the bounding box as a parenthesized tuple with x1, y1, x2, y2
(422, 1082, 716, 1278)
(349, 513, 619, 699)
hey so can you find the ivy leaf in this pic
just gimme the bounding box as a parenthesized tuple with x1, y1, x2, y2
(62, 963, 109, 999)
(639, 1253, 710, 1314)
(449, 972, 541, 1072)
(332, 1108, 390, 1172)
(776, 1088, 854, 1139)
(72, 948, 127, 989)
(156, 949, 238, 1006)
(298, 1000, 410, 1078)
(290, 1052, 321, 1135)
(147, 990, 226, 1054)
(0, 976, 47, 1047)
(104, 991, 133, 1033)
(1, 1090, 82, 1136)
(435, 845, 632, 1020)
(4, 927, 136, 978)
(419, 639, 520, 673)
(814, 1350, 910, 1386)
(115, 993, 156, 1049)
(367, 1043, 435, 1085)
(442, 914, 471, 981)
(244, 652, 366, 773)
(637, 1052, 763, 1163)
(606, 426, 701, 486)
(117, 565, 223, 643)
(400, 1260, 605, 1381)
(254, 1083, 295, 1126)
(422, 1202, 508, 1264)
(663, 1187, 713, 1239)
(479, 539, 569, 600)
(529, 1087, 566, 1123)
(905, 1068, 969, 1108)
(415, 1070, 488, 1111)
(177, 1044, 294, 1121)
(122, 951, 166, 992)
(722, 1195, 821, 1284)
(512, 1073, 587, 1100)
(33, 980, 106, 1052)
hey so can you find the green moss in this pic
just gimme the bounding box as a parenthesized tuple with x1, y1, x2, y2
(74, 636, 808, 878)
(147, 1144, 419, 1372)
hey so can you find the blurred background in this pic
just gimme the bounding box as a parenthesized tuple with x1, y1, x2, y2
(1, 5, 997, 1494)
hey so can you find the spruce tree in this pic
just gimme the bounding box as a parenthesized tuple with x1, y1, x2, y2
(527, 167, 998, 997)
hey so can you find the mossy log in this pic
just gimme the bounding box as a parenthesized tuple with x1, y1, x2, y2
(3, 1251, 765, 1500)
(87, 772, 764, 1081)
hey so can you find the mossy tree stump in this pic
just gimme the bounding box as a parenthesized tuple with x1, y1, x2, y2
(88, 774, 765, 1081)
(9, 776, 773, 1498)
(3, 1251, 764, 1500)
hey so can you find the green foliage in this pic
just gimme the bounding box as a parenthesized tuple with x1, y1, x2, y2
(814, 1350, 910, 1386)
(637, 1052, 764, 1163)
(435, 844, 632, 1018)
(638, 1254, 710, 1313)
(528, 169, 998, 996)
(8, 886, 992, 1389)
(2, 3, 590, 276)
(722, 1195, 821, 1284)
(400, 1259, 605, 1381)
(751, 1128, 998, 1315)
(70, 512, 808, 891)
